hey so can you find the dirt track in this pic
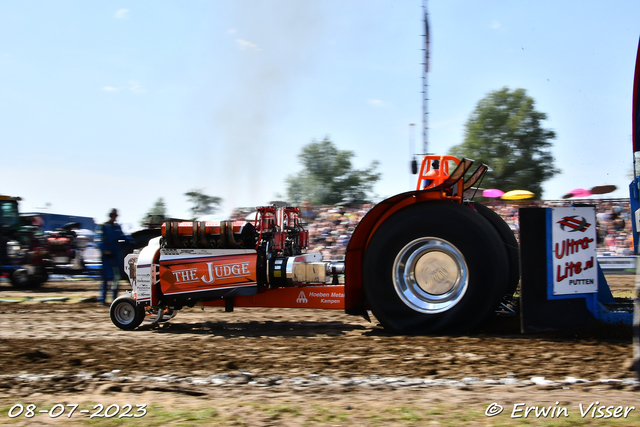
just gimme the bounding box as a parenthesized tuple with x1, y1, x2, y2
(0, 276, 638, 425)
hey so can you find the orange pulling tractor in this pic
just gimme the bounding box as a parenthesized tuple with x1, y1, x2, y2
(111, 155, 520, 334)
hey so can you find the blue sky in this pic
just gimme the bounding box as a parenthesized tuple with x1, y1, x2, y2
(1, 1, 639, 229)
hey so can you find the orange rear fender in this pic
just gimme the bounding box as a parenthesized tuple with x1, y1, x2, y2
(344, 158, 476, 313)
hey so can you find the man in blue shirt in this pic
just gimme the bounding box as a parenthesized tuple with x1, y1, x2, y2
(96, 209, 133, 306)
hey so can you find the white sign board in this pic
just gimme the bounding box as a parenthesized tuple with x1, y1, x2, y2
(135, 268, 152, 303)
(550, 207, 598, 295)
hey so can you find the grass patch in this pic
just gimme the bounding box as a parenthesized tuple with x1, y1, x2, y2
(612, 290, 635, 299)
(304, 405, 350, 425)
(262, 404, 302, 419)
(73, 403, 221, 426)
(2, 399, 639, 426)
(0, 403, 26, 425)
(386, 406, 423, 422)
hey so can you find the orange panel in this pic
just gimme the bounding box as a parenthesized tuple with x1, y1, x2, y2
(159, 254, 257, 295)
(203, 285, 345, 309)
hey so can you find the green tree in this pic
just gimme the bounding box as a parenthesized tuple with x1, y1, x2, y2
(285, 137, 381, 205)
(140, 197, 167, 226)
(449, 87, 559, 198)
(184, 189, 222, 219)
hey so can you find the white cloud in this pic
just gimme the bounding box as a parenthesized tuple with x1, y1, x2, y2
(129, 81, 145, 93)
(227, 29, 237, 35)
(236, 39, 259, 50)
(115, 9, 129, 19)
(491, 20, 501, 29)
(368, 99, 384, 107)
(101, 81, 146, 93)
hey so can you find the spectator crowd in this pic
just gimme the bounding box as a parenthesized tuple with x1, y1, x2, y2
(485, 198, 633, 255)
(230, 198, 634, 262)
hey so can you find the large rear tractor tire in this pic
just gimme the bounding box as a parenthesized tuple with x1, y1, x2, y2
(473, 202, 520, 297)
(110, 295, 145, 330)
(362, 201, 509, 334)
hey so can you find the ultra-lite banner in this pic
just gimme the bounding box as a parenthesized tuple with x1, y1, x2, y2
(548, 207, 598, 297)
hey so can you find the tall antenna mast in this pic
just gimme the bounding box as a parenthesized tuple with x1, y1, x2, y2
(410, 1, 431, 176)
(422, 0, 430, 154)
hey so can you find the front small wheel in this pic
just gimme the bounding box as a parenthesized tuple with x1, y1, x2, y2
(110, 296, 145, 330)
(10, 268, 46, 289)
(10, 269, 30, 287)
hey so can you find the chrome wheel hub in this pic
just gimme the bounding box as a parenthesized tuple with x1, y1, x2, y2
(393, 237, 468, 314)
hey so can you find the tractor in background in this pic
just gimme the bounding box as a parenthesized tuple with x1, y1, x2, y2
(0, 195, 48, 288)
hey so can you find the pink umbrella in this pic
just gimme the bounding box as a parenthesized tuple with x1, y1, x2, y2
(482, 189, 504, 198)
(561, 188, 592, 199)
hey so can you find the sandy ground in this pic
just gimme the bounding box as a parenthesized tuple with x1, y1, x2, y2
(0, 276, 637, 425)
